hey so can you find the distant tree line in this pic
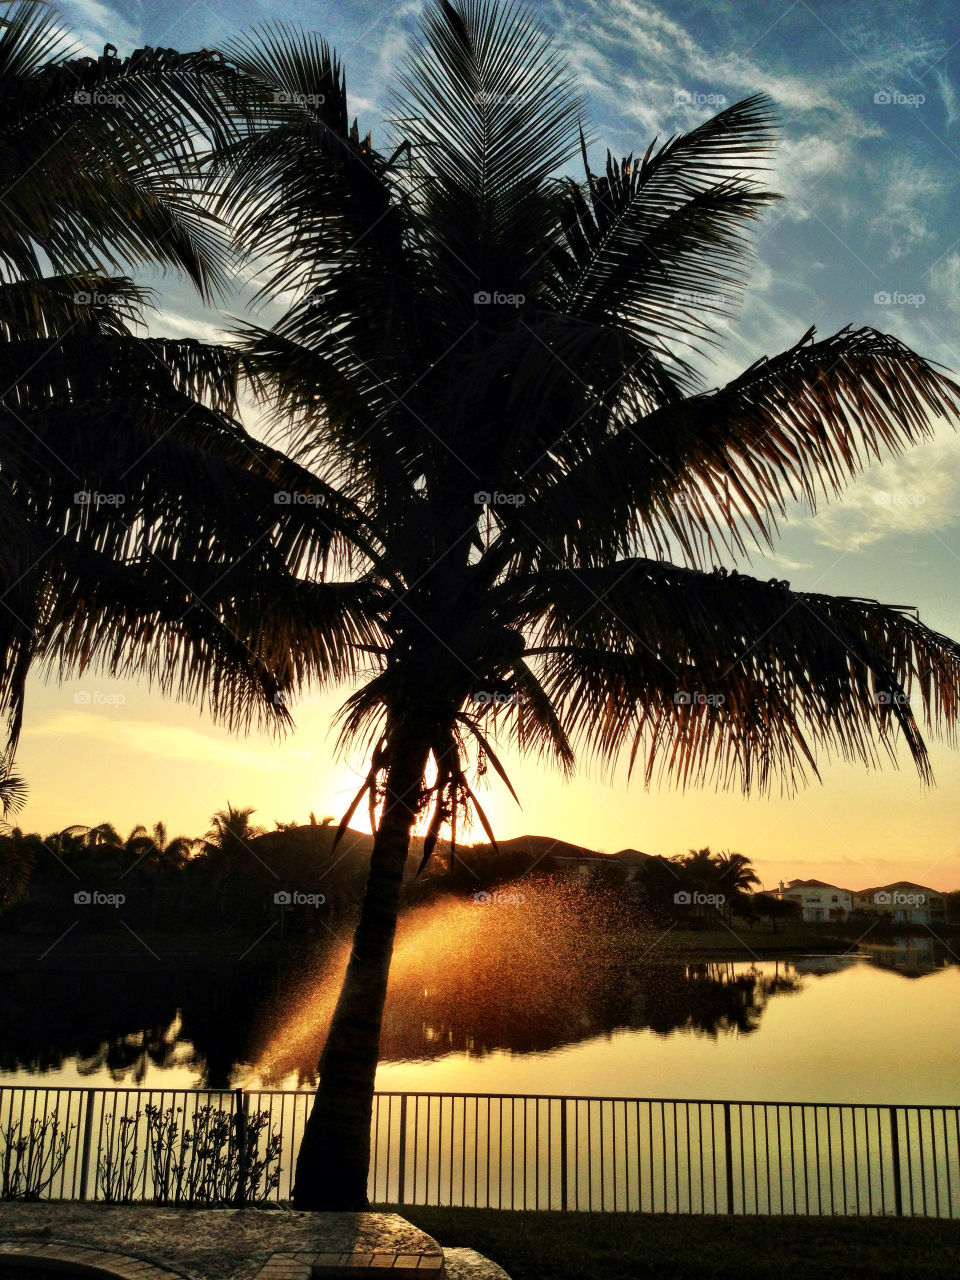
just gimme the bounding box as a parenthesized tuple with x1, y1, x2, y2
(0, 805, 355, 935)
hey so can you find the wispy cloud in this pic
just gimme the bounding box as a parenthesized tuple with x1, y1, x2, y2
(54, 0, 142, 56)
(797, 432, 960, 552)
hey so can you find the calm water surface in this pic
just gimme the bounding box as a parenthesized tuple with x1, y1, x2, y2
(3, 941, 957, 1104)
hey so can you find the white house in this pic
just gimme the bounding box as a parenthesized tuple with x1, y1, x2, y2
(852, 882, 945, 925)
(779, 879, 853, 922)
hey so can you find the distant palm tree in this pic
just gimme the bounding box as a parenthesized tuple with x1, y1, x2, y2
(714, 852, 760, 894)
(123, 822, 197, 874)
(205, 1, 960, 1206)
(713, 850, 761, 922)
(0, 766, 29, 910)
(67, 822, 123, 849)
(203, 804, 265, 854)
(0, 767, 25, 824)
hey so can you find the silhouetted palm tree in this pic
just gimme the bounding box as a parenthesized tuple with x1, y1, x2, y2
(203, 804, 264, 854)
(0, 766, 28, 910)
(124, 822, 197, 874)
(0, 2, 366, 768)
(713, 850, 761, 922)
(714, 852, 761, 895)
(203, 1, 960, 1206)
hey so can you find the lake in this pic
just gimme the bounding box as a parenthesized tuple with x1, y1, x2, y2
(2, 916, 957, 1106)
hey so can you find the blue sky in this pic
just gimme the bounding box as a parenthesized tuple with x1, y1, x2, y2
(17, 0, 960, 890)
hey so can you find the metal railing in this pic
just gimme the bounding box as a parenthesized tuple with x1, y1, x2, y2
(1, 1086, 957, 1217)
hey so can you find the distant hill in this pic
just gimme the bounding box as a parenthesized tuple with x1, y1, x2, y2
(244, 826, 637, 895)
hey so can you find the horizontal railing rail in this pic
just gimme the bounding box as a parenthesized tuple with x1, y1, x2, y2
(1, 1086, 957, 1218)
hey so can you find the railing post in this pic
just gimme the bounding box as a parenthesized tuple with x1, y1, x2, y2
(77, 1089, 96, 1201)
(396, 1095, 408, 1204)
(723, 1102, 735, 1214)
(234, 1088, 248, 1208)
(889, 1106, 903, 1216)
(560, 1100, 569, 1210)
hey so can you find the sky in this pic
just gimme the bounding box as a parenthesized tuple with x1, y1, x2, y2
(12, 0, 960, 893)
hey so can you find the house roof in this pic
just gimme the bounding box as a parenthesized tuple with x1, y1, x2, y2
(854, 881, 941, 898)
(784, 879, 853, 893)
(613, 848, 652, 864)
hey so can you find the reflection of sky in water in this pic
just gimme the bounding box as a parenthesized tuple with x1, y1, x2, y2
(3, 886, 958, 1104)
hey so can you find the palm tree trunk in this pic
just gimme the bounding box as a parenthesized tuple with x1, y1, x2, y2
(292, 719, 431, 1210)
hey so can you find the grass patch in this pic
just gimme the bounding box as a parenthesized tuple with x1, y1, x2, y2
(390, 1206, 960, 1279)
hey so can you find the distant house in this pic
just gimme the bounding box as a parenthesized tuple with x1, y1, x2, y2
(551, 849, 651, 883)
(779, 879, 853, 922)
(551, 853, 629, 882)
(852, 882, 945, 925)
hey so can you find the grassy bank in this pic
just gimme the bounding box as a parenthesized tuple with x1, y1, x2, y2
(394, 1206, 960, 1279)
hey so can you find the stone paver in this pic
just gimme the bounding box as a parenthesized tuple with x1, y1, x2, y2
(252, 1247, 448, 1278)
(0, 1206, 512, 1280)
(0, 1237, 188, 1277)
(442, 1247, 513, 1280)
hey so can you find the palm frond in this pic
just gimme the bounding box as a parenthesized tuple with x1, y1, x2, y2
(511, 326, 960, 569)
(517, 560, 960, 792)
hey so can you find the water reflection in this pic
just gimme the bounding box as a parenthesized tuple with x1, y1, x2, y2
(860, 936, 950, 977)
(0, 884, 956, 1091)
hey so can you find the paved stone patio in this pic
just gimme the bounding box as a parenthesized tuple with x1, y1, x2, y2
(0, 1206, 510, 1279)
